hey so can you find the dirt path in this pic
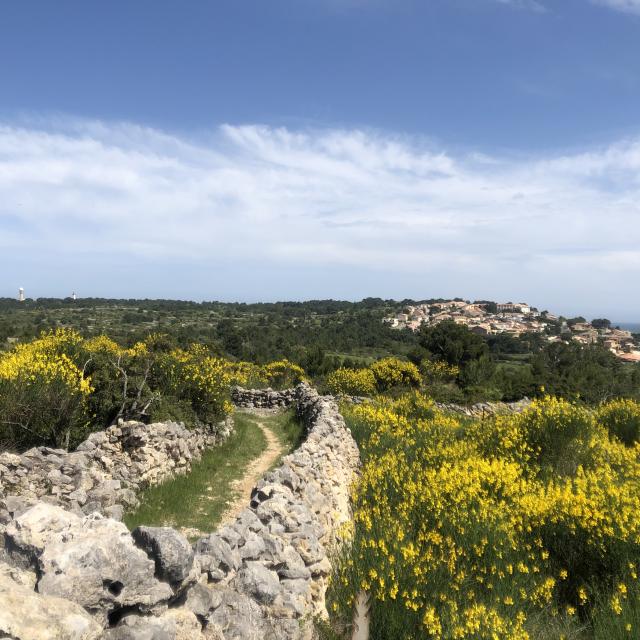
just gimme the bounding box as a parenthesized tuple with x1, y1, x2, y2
(216, 420, 284, 527)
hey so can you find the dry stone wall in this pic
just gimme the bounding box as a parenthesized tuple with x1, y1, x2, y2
(230, 386, 297, 409)
(0, 418, 233, 524)
(434, 397, 532, 417)
(342, 393, 532, 417)
(0, 384, 360, 640)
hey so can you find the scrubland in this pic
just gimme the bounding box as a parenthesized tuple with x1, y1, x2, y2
(325, 394, 640, 640)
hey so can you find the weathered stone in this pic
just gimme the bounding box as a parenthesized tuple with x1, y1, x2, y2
(0, 561, 37, 589)
(6, 504, 173, 623)
(235, 561, 280, 604)
(195, 533, 239, 574)
(182, 582, 221, 618)
(205, 590, 266, 640)
(238, 531, 266, 560)
(132, 526, 194, 584)
(0, 568, 102, 640)
(273, 545, 310, 580)
(102, 612, 173, 640)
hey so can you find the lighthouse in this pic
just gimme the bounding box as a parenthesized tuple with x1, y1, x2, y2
(18, 288, 24, 302)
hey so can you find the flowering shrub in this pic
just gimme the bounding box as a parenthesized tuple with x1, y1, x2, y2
(421, 359, 460, 382)
(0, 332, 288, 450)
(260, 359, 306, 389)
(369, 357, 421, 392)
(326, 367, 377, 396)
(597, 398, 640, 446)
(326, 357, 422, 397)
(0, 330, 92, 449)
(158, 344, 235, 423)
(326, 394, 640, 639)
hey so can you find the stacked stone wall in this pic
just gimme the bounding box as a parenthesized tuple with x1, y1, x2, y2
(0, 384, 360, 640)
(230, 386, 297, 408)
(0, 418, 232, 523)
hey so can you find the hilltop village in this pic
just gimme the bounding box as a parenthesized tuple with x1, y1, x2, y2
(384, 300, 640, 362)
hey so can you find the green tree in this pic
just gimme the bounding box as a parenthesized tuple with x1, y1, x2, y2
(418, 321, 488, 367)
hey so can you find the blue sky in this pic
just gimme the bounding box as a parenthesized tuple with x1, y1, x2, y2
(1, 0, 639, 318)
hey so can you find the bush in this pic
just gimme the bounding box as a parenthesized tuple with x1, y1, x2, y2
(0, 330, 92, 449)
(420, 359, 459, 383)
(0, 332, 243, 449)
(260, 359, 306, 389)
(369, 357, 421, 392)
(326, 367, 376, 396)
(597, 399, 640, 446)
(516, 396, 597, 473)
(81, 334, 162, 426)
(326, 394, 640, 639)
(161, 345, 234, 424)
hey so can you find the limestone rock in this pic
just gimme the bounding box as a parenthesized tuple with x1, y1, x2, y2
(7, 504, 172, 623)
(0, 568, 101, 640)
(132, 526, 194, 584)
(235, 561, 280, 604)
(182, 582, 221, 619)
(195, 533, 239, 576)
(205, 590, 266, 640)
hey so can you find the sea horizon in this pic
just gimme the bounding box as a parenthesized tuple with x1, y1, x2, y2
(615, 322, 640, 332)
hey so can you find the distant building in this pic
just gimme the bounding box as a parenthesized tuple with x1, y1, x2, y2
(470, 324, 492, 336)
(18, 288, 24, 302)
(497, 303, 531, 315)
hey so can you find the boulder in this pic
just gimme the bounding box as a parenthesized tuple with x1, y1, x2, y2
(194, 533, 239, 576)
(6, 504, 172, 623)
(182, 582, 221, 619)
(132, 526, 194, 584)
(0, 568, 102, 640)
(205, 590, 266, 640)
(235, 561, 280, 604)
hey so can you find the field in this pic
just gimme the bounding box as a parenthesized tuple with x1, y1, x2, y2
(324, 393, 640, 640)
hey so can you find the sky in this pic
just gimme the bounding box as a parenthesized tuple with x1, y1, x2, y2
(0, 1, 639, 319)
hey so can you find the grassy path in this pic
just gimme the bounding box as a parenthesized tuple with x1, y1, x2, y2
(123, 409, 303, 539)
(217, 419, 283, 527)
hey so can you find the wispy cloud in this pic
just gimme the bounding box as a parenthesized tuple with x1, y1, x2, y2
(591, 0, 640, 15)
(0, 117, 638, 315)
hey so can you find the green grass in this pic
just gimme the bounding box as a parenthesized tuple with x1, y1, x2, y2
(123, 409, 304, 536)
(265, 408, 306, 454)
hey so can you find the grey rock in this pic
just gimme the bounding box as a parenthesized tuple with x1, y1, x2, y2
(238, 532, 266, 560)
(236, 561, 280, 604)
(182, 582, 221, 619)
(272, 545, 310, 580)
(0, 567, 102, 640)
(103, 613, 173, 640)
(7, 504, 173, 623)
(206, 590, 266, 640)
(132, 526, 194, 584)
(195, 533, 238, 574)
(104, 504, 125, 521)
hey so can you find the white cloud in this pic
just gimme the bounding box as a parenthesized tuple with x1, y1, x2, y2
(0, 117, 638, 315)
(591, 0, 640, 14)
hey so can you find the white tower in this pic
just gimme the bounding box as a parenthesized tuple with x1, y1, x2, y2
(18, 288, 24, 302)
(72, 292, 77, 301)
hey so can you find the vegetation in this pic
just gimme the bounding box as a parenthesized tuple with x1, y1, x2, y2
(325, 393, 640, 639)
(1, 298, 638, 407)
(0, 328, 305, 451)
(326, 358, 421, 396)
